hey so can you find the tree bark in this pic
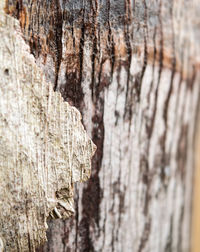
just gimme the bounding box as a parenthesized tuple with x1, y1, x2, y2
(3, 0, 200, 251)
(0, 5, 95, 251)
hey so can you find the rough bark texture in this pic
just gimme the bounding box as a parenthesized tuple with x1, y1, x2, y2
(0, 6, 96, 252)
(2, 0, 200, 251)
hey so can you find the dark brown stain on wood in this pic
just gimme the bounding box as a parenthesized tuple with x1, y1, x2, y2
(137, 218, 151, 252)
(79, 79, 105, 251)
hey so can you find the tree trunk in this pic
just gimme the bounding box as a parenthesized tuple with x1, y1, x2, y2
(3, 0, 200, 251)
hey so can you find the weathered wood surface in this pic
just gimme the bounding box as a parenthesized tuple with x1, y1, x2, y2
(0, 6, 96, 251)
(3, 0, 200, 251)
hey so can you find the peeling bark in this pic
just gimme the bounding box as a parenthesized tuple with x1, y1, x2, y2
(1, 0, 200, 251)
(0, 7, 95, 252)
